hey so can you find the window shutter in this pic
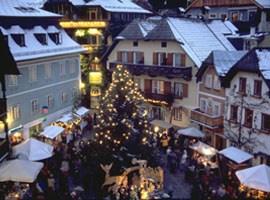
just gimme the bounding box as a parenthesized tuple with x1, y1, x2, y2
(183, 84, 188, 97)
(167, 53, 173, 66)
(128, 52, 133, 63)
(181, 53, 186, 66)
(140, 52, 144, 64)
(117, 51, 122, 62)
(144, 79, 152, 93)
(164, 81, 171, 94)
(153, 53, 158, 65)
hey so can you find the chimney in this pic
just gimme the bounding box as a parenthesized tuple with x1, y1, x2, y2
(250, 26, 256, 36)
(202, 6, 210, 21)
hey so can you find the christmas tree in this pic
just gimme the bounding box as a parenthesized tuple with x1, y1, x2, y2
(94, 65, 158, 169)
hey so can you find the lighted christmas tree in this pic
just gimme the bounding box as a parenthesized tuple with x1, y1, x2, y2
(94, 65, 158, 167)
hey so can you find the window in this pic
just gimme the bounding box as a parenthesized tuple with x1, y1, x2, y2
(158, 53, 166, 66)
(212, 103, 221, 116)
(60, 61, 65, 75)
(262, 113, 270, 132)
(267, 11, 270, 22)
(205, 74, 212, 88)
(31, 99, 38, 114)
(45, 64, 52, 79)
(232, 12, 238, 21)
(11, 34, 25, 46)
(134, 52, 141, 64)
(34, 33, 47, 45)
(122, 52, 128, 62)
(49, 33, 60, 44)
(161, 42, 167, 48)
(254, 80, 262, 97)
(220, 13, 227, 20)
(47, 95, 53, 108)
(29, 66, 37, 82)
(151, 107, 165, 120)
(174, 82, 183, 97)
(230, 105, 238, 121)
(11, 105, 20, 120)
(70, 60, 75, 73)
(239, 10, 248, 21)
(90, 35, 98, 45)
(209, 13, 217, 18)
(173, 53, 181, 67)
(152, 80, 164, 94)
(214, 76, 220, 90)
(200, 98, 207, 112)
(174, 108, 182, 121)
(90, 63, 101, 71)
(249, 11, 256, 22)
(244, 108, 253, 128)
(133, 41, 138, 47)
(9, 75, 18, 86)
(89, 9, 97, 20)
(61, 91, 67, 103)
(239, 77, 247, 93)
(71, 88, 76, 99)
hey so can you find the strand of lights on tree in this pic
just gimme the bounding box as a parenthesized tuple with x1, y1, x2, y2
(94, 65, 157, 150)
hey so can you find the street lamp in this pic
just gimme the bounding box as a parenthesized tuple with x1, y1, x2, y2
(0, 30, 20, 160)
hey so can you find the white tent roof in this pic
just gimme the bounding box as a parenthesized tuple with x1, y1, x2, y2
(177, 127, 205, 138)
(12, 138, 54, 161)
(219, 147, 253, 164)
(236, 164, 270, 192)
(190, 141, 217, 156)
(150, 119, 173, 129)
(57, 113, 73, 124)
(40, 125, 64, 139)
(75, 106, 89, 117)
(0, 159, 43, 183)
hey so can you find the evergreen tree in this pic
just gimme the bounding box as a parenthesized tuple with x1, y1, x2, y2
(94, 65, 158, 168)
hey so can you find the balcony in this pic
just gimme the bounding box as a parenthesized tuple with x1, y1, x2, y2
(190, 108, 223, 129)
(109, 62, 192, 80)
(143, 93, 174, 106)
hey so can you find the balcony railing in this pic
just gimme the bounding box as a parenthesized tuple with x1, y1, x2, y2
(143, 92, 174, 105)
(110, 62, 192, 80)
(190, 108, 223, 129)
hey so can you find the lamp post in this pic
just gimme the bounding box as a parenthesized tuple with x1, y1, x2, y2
(0, 30, 20, 160)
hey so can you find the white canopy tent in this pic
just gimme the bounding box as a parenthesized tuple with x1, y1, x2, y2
(57, 113, 73, 124)
(236, 164, 270, 192)
(12, 138, 54, 161)
(0, 159, 43, 183)
(75, 106, 89, 117)
(190, 141, 217, 156)
(177, 127, 205, 138)
(40, 125, 65, 139)
(219, 147, 253, 164)
(150, 119, 173, 130)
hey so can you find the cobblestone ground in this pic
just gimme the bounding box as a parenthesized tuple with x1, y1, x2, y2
(158, 152, 192, 200)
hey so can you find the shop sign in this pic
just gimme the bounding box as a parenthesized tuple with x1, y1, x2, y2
(8, 124, 23, 135)
(89, 72, 102, 85)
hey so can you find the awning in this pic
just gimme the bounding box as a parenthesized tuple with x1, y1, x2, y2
(57, 113, 73, 124)
(150, 119, 173, 130)
(40, 125, 65, 139)
(177, 127, 205, 138)
(75, 106, 89, 117)
(219, 147, 253, 164)
(190, 141, 217, 156)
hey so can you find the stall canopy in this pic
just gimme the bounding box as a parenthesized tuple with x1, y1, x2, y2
(177, 127, 205, 138)
(236, 164, 270, 192)
(150, 119, 173, 129)
(219, 147, 253, 164)
(57, 113, 73, 124)
(40, 125, 65, 139)
(75, 106, 89, 117)
(190, 141, 217, 156)
(0, 159, 43, 183)
(12, 138, 54, 161)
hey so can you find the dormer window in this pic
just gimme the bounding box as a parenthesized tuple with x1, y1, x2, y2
(11, 34, 25, 47)
(35, 34, 47, 45)
(49, 33, 60, 44)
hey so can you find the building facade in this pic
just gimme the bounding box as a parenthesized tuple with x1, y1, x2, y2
(104, 17, 237, 129)
(0, 0, 86, 141)
(222, 48, 270, 165)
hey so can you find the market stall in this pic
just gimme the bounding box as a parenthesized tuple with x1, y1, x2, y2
(219, 146, 253, 179)
(74, 106, 89, 130)
(177, 127, 205, 138)
(236, 164, 270, 199)
(40, 125, 65, 145)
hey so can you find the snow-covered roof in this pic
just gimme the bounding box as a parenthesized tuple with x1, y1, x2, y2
(24, 0, 47, 9)
(75, 106, 89, 117)
(70, 0, 151, 13)
(46, 25, 60, 33)
(9, 25, 25, 34)
(33, 26, 47, 34)
(1, 25, 86, 62)
(254, 0, 270, 9)
(0, 0, 61, 17)
(256, 49, 270, 80)
(219, 147, 253, 164)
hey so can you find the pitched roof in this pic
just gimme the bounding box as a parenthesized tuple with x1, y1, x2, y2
(253, 0, 270, 9)
(114, 17, 236, 67)
(0, 0, 61, 17)
(223, 48, 270, 88)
